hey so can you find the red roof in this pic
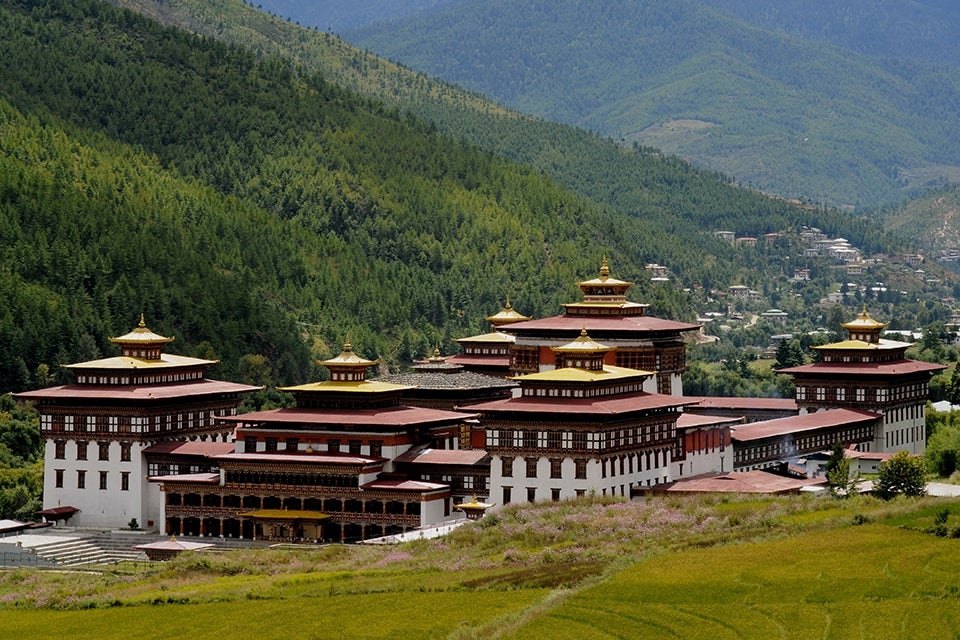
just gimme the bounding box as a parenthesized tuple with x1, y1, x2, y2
(221, 405, 474, 428)
(143, 441, 235, 456)
(218, 452, 381, 466)
(504, 314, 700, 335)
(687, 396, 798, 411)
(731, 409, 879, 442)
(463, 393, 693, 415)
(645, 470, 826, 494)
(393, 448, 489, 466)
(15, 379, 260, 402)
(446, 355, 511, 368)
(360, 479, 448, 492)
(778, 360, 946, 376)
(676, 413, 741, 429)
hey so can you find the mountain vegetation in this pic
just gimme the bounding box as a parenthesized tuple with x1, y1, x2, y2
(342, 0, 960, 209)
(2, 0, 918, 398)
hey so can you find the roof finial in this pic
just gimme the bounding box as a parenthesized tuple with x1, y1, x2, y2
(600, 256, 610, 279)
(138, 313, 146, 328)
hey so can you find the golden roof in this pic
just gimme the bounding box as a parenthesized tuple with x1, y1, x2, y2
(321, 339, 378, 368)
(279, 380, 411, 394)
(485, 297, 531, 326)
(64, 353, 217, 370)
(841, 307, 888, 331)
(455, 331, 516, 344)
(578, 257, 634, 288)
(513, 364, 651, 383)
(552, 328, 614, 354)
(109, 314, 174, 345)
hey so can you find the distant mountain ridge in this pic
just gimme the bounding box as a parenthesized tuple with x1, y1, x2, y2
(335, 0, 960, 210)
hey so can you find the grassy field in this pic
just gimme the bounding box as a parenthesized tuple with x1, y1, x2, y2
(1, 494, 958, 639)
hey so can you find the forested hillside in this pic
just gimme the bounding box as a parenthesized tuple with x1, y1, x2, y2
(344, 0, 960, 209)
(0, 0, 929, 396)
(0, 0, 634, 391)
(109, 0, 896, 252)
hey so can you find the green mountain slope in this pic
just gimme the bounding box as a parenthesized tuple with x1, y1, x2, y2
(0, 0, 648, 391)
(344, 0, 960, 209)
(107, 0, 894, 251)
(885, 187, 960, 259)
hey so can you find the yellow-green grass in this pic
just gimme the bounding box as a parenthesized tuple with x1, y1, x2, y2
(0, 588, 549, 640)
(505, 524, 960, 639)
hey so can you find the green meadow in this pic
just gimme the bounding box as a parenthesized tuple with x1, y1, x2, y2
(1, 494, 958, 639)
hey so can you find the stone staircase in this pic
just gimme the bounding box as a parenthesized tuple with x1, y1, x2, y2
(28, 535, 147, 567)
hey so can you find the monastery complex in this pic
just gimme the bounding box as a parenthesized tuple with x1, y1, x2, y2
(15, 260, 943, 542)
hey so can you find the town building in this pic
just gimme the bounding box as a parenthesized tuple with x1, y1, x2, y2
(14, 316, 260, 529)
(151, 341, 479, 542)
(464, 329, 694, 505)
(499, 259, 700, 395)
(447, 299, 530, 377)
(777, 307, 945, 454)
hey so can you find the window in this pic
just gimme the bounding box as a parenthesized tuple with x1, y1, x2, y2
(525, 457, 538, 478)
(501, 457, 514, 478)
(99, 441, 110, 461)
(244, 437, 257, 453)
(575, 489, 586, 498)
(523, 430, 537, 449)
(575, 459, 588, 480)
(500, 430, 514, 448)
(502, 486, 512, 504)
(547, 431, 561, 450)
(328, 439, 340, 453)
(55, 440, 66, 459)
(369, 441, 383, 458)
(286, 438, 299, 452)
(348, 440, 362, 455)
(120, 442, 132, 462)
(121, 472, 130, 491)
(76, 441, 88, 460)
(99, 471, 108, 490)
(77, 470, 86, 489)
(550, 458, 563, 479)
(265, 438, 278, 452)
(551, 488, 561, 502)
(526, 487, 536, 503)
(55, 469, 64, 488)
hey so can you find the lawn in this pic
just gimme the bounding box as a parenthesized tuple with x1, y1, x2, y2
(1, 494, 958, 639)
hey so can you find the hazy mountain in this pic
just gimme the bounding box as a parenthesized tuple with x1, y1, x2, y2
(249, 0, 460, 32)
(341, 0, 960, 210)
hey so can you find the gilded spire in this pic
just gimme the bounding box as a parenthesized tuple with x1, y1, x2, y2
(599, 256, 610, 279)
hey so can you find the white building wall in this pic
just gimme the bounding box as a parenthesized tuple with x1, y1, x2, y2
(43, 437, 146, 529)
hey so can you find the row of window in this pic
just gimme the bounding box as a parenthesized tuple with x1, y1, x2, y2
(488, 425, 675, 451)
(45, 409, 236, 434)
(797, 384, 927, 404)
(74, 369, 203, 385)
(886, 425, 922, 449)
(243, 437, 384, 458)
(54, 440, 132, 462)
(54, 469, 129, 491)
(521, 381, 644, 399)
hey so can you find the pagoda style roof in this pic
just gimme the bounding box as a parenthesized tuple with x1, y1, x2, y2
(842, 307, 888, 332)
(393, 447, 490, 466)
(578, 257, 634, 289)
(220, 405, 475, 428)
(814, 338, 912, 351)
(455, 331, 515, 344)
(110, 314, 175, 347)
(15, 379, 260, 402)
(485, 298, 531, 326)
(552, 328, 615, 355)
(731, 408, 879, 442)
(322, 340, 377, 368)
(513, 364, 651, 383)
(360, 478, 449, 493)
(464, 393, 693, 416)
(777, 360, 946, 377)
(63, 353, 218, 370)
(279, 380, 411, 394)
(502, 313, 700, 336)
